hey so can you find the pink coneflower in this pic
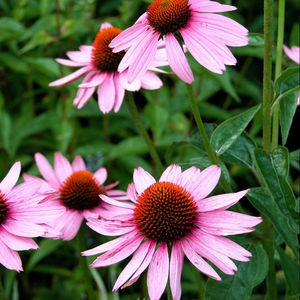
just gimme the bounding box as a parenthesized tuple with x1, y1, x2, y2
(0, 162, 64, 271)
(49, 23, 165, 114)
(110, 0, 248, 84)
(283, 45, 300, 105)
(82, 164, 261, 300)
(24, 152, 127, 241)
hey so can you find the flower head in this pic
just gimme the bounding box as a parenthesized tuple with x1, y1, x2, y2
(82, 164, 261, 300)
(0, 162, 64, 271)
(49, 23, 165, 114)
(25, 152, 127, 240)
(110, 0, 248, 84)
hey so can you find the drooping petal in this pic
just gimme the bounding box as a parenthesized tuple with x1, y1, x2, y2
(141, 71, 163, 90)
(147, 243, 169, 300)
(170, 242, 184, 300)
(97, 73, 116, 113)
(0, 239, 23, 272)
(165, 33, 194, 84)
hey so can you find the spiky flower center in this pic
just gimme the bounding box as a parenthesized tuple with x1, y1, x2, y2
(147, 0, 191, 35)
(0, 192, 9, 225)
(134, 182, 197, 242)
(60, 171, 104, 211)
(92, 27, 125, 72)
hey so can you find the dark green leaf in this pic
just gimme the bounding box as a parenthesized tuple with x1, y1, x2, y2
(205, 243, 268, 300)
(247, 188, 299, 258)
(211, 105, 260, 155)
(275, 67, 300, 95)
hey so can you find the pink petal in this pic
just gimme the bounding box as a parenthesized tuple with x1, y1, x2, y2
(188, 234, 237, 275)
(100, 195, 135, 210)
(49, 65, 93, 87)
(56, 58, 87, 67)
(66, 51, 91, 63)
(0, 239, 23, 272)
(79, 72, 106, 88)
(127, 183, 138, 203)
(165, 33, 194, 83)
(190, 1, 237, 13)
(159, 164, 182, 184)
(127, 31, 160, 83)
(0, 162, 21, 194)
(113, 240, 153, 291)
(186, 165, 221, 201)
(141, 71, 163, 90)
(121, 240, 156, 289)
(72, 156, 86, 171)
(97, 73, 116, 113)
(0, 229, 38, 251)
(193, 230, 251, 262)
(91, 234, 144, 267)
(133, 167, 156, 195)
(54, 152, 73, 183)
(34, 153, 60, 189)
(147, 243, 169, 300)
(2, 219, 46, 238)
(180, 166, 201, 189)
(119, 70, 142, 91)
(86, 218, 135, 236)
(82, 230, 138, 256)
(113, 74, 125, 112)
(100, 22, 112, 30)
(76, 87, 96, 109)
(93, 167, 107, 184)
(197, 189, 249, 211)
(170, 242, 184, 300)
(180, 239, 221, 280)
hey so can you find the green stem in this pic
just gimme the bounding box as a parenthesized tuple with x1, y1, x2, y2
(262, 219, 277, 300)
(125, 93, 163, 173)
(271, 0, 285, 149)
(262, 0, 274, 154)
(186, 84, 231, 193)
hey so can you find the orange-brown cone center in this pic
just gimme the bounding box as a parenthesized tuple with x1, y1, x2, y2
(0, 192, 9, 225)
(60, 171, 104, 211)
(147, 0, 191, 34)
(92, 27, 125, 72)
(134, 182, 197, 242)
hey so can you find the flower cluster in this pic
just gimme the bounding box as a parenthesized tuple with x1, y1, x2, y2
(2, 1, 267, 300)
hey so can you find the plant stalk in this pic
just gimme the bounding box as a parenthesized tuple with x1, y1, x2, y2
(272, 0, 285, 149)
(125, 93, 163, 173)
(186, 84, 231, 193)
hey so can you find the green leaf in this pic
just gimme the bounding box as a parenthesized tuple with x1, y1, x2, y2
(277, 247, 300, 295)
(247, 187, 299, 258)
(275, 67, 300, 95)
(0, 18, 25, 42)
(211, 105, 260, 155)
(248, 33, 264, 46)
(27, 239, 64, 271)
(205, 243, 268, 300)
(220, 133, 256, 168)
(271, 146, 289, 178)
(254, 148, 297, 222)
(280, 91, 298, 145)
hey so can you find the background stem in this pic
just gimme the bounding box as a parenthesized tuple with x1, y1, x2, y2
(125, 93, 163, 173)
(272, 0, 285, 149)
(186, 84, 232, 193)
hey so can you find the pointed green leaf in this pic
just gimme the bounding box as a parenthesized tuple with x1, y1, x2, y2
(211, 105, 260, 155)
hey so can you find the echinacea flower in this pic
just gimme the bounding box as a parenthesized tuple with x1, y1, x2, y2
(283, 45, 300, 105)
(82, 164, 261, 300)
(0, 162, 64, 271)
(24, 152, 127, 241)
(49, 23, 165, 114)
(110, 0, 248, 84)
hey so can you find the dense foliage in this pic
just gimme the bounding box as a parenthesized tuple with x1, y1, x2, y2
(0, 0, 299, 299)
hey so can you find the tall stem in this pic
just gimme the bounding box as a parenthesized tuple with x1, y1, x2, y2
(262, 1, 277, 299)
(272, 0, 285, 149)
(186, 84, 231, 193)
(125, 93, 163, 173)
(262, 0, 274, 153)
